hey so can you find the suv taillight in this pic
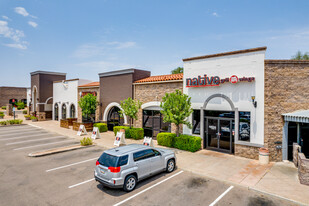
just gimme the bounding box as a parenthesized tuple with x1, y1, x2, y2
(96, 160, 100, 166)
(108, 167, 121, 173)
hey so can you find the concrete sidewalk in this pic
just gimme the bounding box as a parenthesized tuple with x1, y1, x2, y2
(23, 120, 309, 205)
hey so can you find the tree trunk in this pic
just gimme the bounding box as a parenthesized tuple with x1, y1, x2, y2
(129, 117, 132, 128)
(176, 124, 180, 137)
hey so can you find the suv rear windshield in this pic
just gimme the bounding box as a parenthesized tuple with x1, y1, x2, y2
(98, 153, 128, 167)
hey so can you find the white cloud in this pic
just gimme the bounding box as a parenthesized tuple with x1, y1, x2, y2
(107, 41, 136, 49)
(4, 43, 27, 50)
(14, 7, 29, 17)
(28, 21, 38, 28)
(2, 16, 10, 20)
(14, 7, 37, 19)
(0, 20, 28, 49)
(72, 41, 137, 58)
(212, 12, 219, 17)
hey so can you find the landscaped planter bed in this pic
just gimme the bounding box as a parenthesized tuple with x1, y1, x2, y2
(60, 119, 69, 129)
(73, 122, 93, 131)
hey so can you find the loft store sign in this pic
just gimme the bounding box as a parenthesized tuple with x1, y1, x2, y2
(186, 74, 255, 87)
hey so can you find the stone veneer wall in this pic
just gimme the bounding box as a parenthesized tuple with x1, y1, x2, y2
(133, 81, 183, 133)
(264, 60, 309, 161)
(77, 87, 100, 122)
(235, 144, 260, 160)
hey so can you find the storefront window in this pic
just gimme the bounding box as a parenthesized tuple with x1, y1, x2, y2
(238, 112, 250, 142)
(192, 110, 200, 134)
(143, 110, 170, 138)
(62, 104, 67, 120)
(70, 104, 76, 118)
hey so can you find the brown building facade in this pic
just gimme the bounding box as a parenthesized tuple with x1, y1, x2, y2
(30, 71, 66, 120)
(0, 87, 28, 107)
(98, 69, 150, 130)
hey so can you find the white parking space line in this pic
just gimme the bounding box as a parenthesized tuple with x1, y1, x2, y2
(209, 186, 234, 206)
(68, 178, 95, 189)
(28, 124, 42, 129)
(0, 133, 51, 141)
(113, 170, 184, 206)
(46, 157, 98, 172)
(0, 129, 44, 136)
(6, 136, 65, 145)
(0, 126, 31, 131)
(13, 140, 74, 150)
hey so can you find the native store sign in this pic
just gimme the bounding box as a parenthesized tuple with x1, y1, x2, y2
(186, 74, 255, 87)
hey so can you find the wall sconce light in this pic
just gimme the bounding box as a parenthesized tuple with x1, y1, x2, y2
(251, 96, 257, 108)
(66, 102, 69, 105)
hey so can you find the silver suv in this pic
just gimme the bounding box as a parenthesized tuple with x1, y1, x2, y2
(94, 144, 176, 192)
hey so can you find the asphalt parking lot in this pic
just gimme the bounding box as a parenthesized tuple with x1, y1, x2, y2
(0, 124, 298, 206)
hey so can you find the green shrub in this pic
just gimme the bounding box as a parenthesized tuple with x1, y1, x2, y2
(30, 116, 38, 120)
(157, 133, 176, 147)
(128, 128, 144, 140)
(5, 119, 23, 125)
(0, 113, 4, 118)
(23, 110, 27, 114)
(0, 121, 7, 125)
(1, 106, 6, 110)
(93, 123, 108, 133)
(113, 126, 130, 137)
(16, 101, 25, 110)
(174, 134, 201, 152)
(113, 126, 144, 139)
(24, 115, 31, 118)
(80, 137, 93, 146)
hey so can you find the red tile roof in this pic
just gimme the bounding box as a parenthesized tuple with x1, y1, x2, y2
(78, 82, 100, 88)
(134, 73, 183, 83)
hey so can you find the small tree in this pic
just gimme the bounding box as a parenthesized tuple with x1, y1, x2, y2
(171, 67, 183, 74)
(119, 97, 142, 128)
(78, 94, 98, 122)
(160, 90, 193, 137)
(292, 51, 309, 60)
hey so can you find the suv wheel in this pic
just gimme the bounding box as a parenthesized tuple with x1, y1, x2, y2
(123, 175, 137, 192)
(166, 159, 175, 173)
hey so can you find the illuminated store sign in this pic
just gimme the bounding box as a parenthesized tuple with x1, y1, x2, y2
(186, 75, 255, 87)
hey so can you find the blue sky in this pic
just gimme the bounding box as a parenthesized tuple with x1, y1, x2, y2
(1, 0, 309, 87)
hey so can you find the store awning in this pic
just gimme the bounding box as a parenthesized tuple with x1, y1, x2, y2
(282, 110, 309, 123)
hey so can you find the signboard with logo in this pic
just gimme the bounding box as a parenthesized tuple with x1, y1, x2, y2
(91, 127, 100, 140)
(186, 74, 255, 87)
(77, 125, 87, 136)
(143, 137, 154, 147)
(114, 132, 126, 146)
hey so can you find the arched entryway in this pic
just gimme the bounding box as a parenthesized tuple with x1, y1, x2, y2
(32, 86, 38, 113)
(141, 101, 171, 138)
(54, 103, 59, 121)
(107, 106, 124, 131)
(61, 103, 67, 120)
(70, 104, 76, 118)
(201, 94, 239, 154)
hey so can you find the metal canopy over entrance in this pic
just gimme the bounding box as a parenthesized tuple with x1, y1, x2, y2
(200, 94, 239, 154)
(282, 110, 309, 160)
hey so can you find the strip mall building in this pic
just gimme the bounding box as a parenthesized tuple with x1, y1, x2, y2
(30, 47, 309, 162)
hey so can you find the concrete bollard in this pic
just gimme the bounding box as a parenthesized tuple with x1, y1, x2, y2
(259, 147, 269, 165)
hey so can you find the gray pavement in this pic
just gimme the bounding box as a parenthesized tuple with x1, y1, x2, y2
(0, 124, 299, 206)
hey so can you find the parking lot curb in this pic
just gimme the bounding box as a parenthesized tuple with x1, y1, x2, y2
(28, 144, 95, 157)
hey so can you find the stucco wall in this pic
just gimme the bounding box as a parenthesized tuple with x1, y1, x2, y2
(183, 51, 266, 149)
(264, 60, 309, 161)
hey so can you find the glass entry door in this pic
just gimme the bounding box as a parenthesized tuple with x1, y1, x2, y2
(206, 117, 233, 153)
